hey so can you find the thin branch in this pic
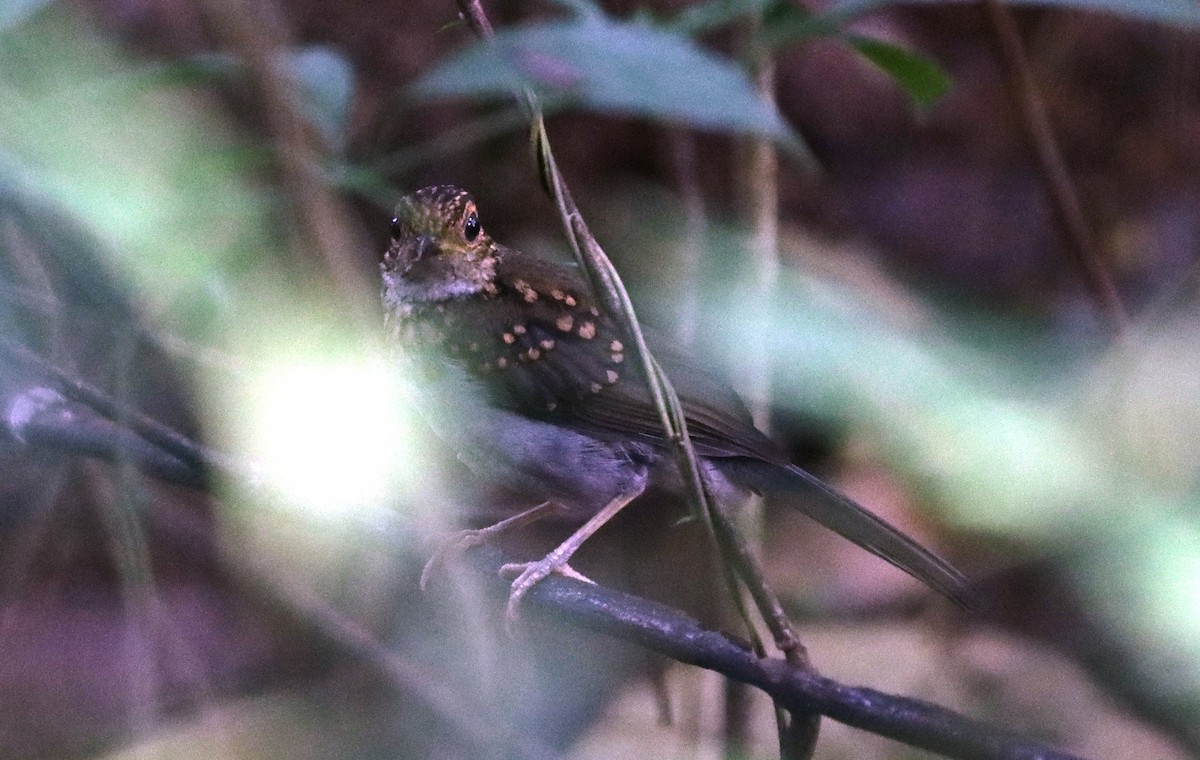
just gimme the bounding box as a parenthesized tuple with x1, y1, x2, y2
(4, 382, 1092, 760)
(448, 0, 729, 640)
(466, 544, 1087, 760)
(0, 336, 243, 480)
(449, 3, 820, 753)
(981, 0, 1129, 333)
(6, 388, 204, 487)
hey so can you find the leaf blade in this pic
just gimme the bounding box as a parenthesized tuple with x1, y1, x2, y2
(847, 34, 951, 107)
(413, 20, 797, 141)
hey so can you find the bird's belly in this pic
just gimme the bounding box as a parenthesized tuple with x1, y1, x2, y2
(457, 407, 654, 516)
(406, 358, 654, 516)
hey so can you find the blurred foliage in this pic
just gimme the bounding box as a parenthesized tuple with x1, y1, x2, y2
(414, 0, 954, 148)
(0, 8, 276, 332)
(708, 239, 1200, 733)
(0, 5, 426, 583)
(413, 15, 797, 140)
(595, 170, 1200, 738)
(832, 0, 1200, 26)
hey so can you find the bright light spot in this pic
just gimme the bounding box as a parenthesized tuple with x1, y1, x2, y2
(233, 353, 428, 521)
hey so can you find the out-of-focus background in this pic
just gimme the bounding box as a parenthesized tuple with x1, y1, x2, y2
(1, 0, 1199, 757)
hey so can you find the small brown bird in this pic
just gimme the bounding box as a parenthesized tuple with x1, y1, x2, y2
(382, 185, 970, 619)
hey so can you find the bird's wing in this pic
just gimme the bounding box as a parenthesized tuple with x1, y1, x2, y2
(430, 247, 783, 462)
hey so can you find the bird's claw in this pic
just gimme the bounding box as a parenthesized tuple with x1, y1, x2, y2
(499, 557, 595, 627)
(419, 528, 493, 591)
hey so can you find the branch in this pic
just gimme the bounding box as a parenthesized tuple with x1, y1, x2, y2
(465, 545, 1085, 760)
(2, 380, 1092, 760)
(0, 336, 248, 482)
(6, 387, 205, 487)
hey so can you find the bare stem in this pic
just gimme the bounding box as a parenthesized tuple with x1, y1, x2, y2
(981, 0, 1129, 333)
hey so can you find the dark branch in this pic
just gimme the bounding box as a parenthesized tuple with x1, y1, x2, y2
(470, 545, 1084, 760)
(2, 379, 1090, 760)
(6, 387, 205, 487)
(0, 336, 245, 481)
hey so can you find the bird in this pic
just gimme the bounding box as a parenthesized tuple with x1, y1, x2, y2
(382, 185, 971, 620)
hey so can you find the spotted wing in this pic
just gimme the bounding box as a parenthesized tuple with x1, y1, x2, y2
(433, 248, 784, 463)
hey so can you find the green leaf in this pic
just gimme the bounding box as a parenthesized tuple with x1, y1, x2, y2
(848, 35, 951, 107)
(413, 19, 796, 141)
(830, 0, 1200, 27)
(757, 5, 950, 108)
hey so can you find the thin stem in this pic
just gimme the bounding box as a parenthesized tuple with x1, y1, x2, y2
(981, 0, 1129, 334)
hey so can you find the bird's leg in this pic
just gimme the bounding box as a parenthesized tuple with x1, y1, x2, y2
(420, 500, 563, 590)
(500, 487, 642, 625)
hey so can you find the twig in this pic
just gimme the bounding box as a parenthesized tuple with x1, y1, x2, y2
(449, 0, 727, 622)
(981, 0, 1129, 333)
(734, 14, 821, 758)
(448, 3, 820, 753)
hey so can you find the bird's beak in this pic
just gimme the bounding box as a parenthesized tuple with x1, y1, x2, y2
(414, 234, 437, 263)
(386, 234, 439, 276)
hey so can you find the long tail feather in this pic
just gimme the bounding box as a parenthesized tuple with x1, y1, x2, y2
(733, 460, 974, 607)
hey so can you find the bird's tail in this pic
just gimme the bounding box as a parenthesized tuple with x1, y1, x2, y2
(730, 460, 974, 607)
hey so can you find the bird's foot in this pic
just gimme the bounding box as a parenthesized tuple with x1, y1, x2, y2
(499, 555, 595, 626)
(419, 527, 492, 591)
(419, 501, 562, 591)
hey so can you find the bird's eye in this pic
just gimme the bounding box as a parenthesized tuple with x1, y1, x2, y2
(389, 217, 404, 241)
(463, 212, 481, 242)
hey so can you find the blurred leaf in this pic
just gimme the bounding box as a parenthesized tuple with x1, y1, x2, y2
(544, 0, 605, 20)
(135, 52, 239, 88)
(279, 46, 355, 152)
(670, 0, 778, 35)
(758, 3, 842, 46)
(0, 0, 52, 31)
(154, 51, 238, 82)
(137, 48, 355, 152)
(0, 9, 281, 332)
(831, 0, 1200, 27)
(757, 6, 948, 107)
(413, 19, 797, 141)
(847, 35, 951, 107)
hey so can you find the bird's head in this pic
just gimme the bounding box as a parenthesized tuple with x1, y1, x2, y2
(383, 185, 499, 306)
